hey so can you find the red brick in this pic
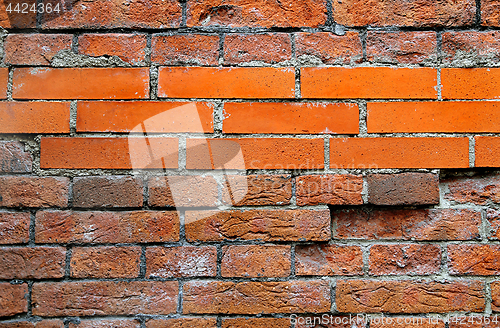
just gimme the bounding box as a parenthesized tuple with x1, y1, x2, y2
(12, 68, 149, 100)
(186, 138, 324, 170)
(330, 137, 469, 169)
(369, 244, 441, 275)
(482, 0, 500, 26)
(0, 247, 65, 279)
(158, 67, 295, 99)
(476, 136, 500, 167)
(0, 176, 69, 208)
(0, 283, 27, 317)
(78, 34, 147, 65)
(35, 210, 179, 244)
(368, 101, 500, 133)
(0, 212, 30, 244)
(296, 174, 363, 206)
(487, 209, 500, 241)
(32, 281, 178, 316)
(71, 246, 141, 278)
(448, 245, 500, 275)
(301, 67, 437, 99)
(186, 0, 327, 27)
(334, 209, 481, 241)
(294, 315, 366, 328)
(152, 34, 219, 66)
(442, 31, 500, 65)
(442, 68, 500, 99)
(445, 175, 500, 205)
(4, 34, 72, 65)
(337, 280, 484, 313)
(148, 176, 218, 207)
(371, 319, 445, 328)
(221, 245, 291, 277)
(222, 318, 290, 328)
(333, 0, 475, 27)
(183, 280, 330, 314)
(295, 244, 363, 276)
(0, 68, 9, 99)
(146, 246, 217, 278)
(146, 318, 216, 328)
(366, 32, 437, 64)
(223, 102, 359, 134)
(0, 142, 31, 173)
(224, 33, 291, 64)
(185, 209, 330, 242)
(0, 320, 64, 328)
(491, 282, 500, 311)
(0, 0, 36, 28)
(221, 175, 292, 206)
(295, 31, 362, 64)
(69, 320, 140, 328)
(40, 137, 178, 169)
(73, 176, 143, 208)
(0, 102, 70, 134)
(449, 318, 500, 328)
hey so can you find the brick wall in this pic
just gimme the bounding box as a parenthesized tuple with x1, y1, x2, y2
(2, 0, 500, 327)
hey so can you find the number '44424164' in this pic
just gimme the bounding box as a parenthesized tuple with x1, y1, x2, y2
(6, 2, 61, 14)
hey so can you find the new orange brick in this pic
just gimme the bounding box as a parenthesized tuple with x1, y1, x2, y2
(0, 68, 8, 99)
(221, 245, 291, 277)
(0, 0, 36, 28)
(4, 34, 72, 65)
(369, 244, 441, 275)
(146, 318, 216, 328)
(35, 211, 179, 244)
(0, 283, 28, 317)
(442, 68, 500, 99)
(295, 244, 363, 276)
(187, 138, 324, 170)
(442, 31, 500, 65)
(0, 176, 69, 208)
(0, 212, 30, 244)
(12, 68, 149, 99)
(224, 33, 292, 64)
(70, 246, 141, 278)
(337, 280, 484, 313)
(0, 102, 70, 133)
(69, 320, 140, 328)
(448, 245, 500, 275)
(475, 136, 500, 167)
(146, 246, 217, 278)
(221, 175, 292, 206)
(295, 174, 363, 206)
(183, 280, 330, 314)
(0, 247, 65, 279)
(295, 31, 363, 64)
(73, 176, 143, 208)
(223, 102, 359, 134)
(330, 137, 469, 169)
(32, 281, 178, 316)
(301, 67, 437, 99)
(0, 141, 32, 173)
(222, 318, 290, 328)
(78, 34, 147, 65)
(148, 176, 218, 207)
(152, 34, 219, 66)
(77, 101, 213, 133)
(158, 67, 295, 99)
(40, 137, 178, 169)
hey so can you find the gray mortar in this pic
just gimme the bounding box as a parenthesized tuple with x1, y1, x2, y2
(50, 49, 132, 67)
(0, 27, 8, 67)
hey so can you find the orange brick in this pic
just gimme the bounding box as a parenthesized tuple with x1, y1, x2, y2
(482, 0, 500, 26)
(223, 102, 359, 134)
(224, 33, 292, 64)
(222, 318, 290, 328)
(0, 283, 28, 317)
(442, 68, 500, 99)
(40, 137, 178, 169)
(146, 246, 217, 278)
(371, 319, 445, 328)
(0, 212, 30, 244)
(368, 101, 500, 133)
(221, 245, 291, 277)
(158, 67, 295, 99)
(187, 138, 323, 170)
(78, 34, 147, 65)
(448, 245, 500, 275)
(330, 137, 469, 169)
(295, 31, 363, 64)
(4, 34, 72, 65)
(0, 176, 69, 208)
(475, 136, 500, 167)
(295, 174, 363, 206)
(12, 68, 149, 99)
(301, 67, 437, 99)
(221, 175, 292, 206)
(77, 101, 213, 133)
(369, 244, 441, 275)
(148, 176, 218, 208)
(69, 319, 140, 328)
(0, 247, 66, 279)
(0, 68, 8, 99)
(0, 102, 70, 133)
(70, 246, 141, 278)
(146, 318, 216, 328)
(152, 34, 219, 66)
(295, 244, 363, 276)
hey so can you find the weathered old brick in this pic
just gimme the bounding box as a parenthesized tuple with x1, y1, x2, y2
(0, 212, 30, 244)
(487, 209, 500, 240)
(442, 31, 500, 65)
(152, 34, 219, 66)
(445, 175, 500, 205)
(221, 175, 292, 206)
(148, 176, 218, 207)
(73, 176, 143, 208)
(222, 318, 290, 328)
(146, 318, 216, 328)
(146, 246, 217, 278)
(0, 283, 28, 317)
(295, 31, 362, 64)
(68, 320, 140, 328)
(491, 281, 500, 311)
(0, 320, 64, 328)
(448, 245, 500, 275)
(369, 244, 441, 275)
(70, 246, 141, 278)
(78, 34, 147, 65)
(0, 0, 36, 28)
(295, 174, 363, 206)
(0, 247, 65, 279)
(482, 0, 500, 26)
(449, 318, 500, 328)
(4, 34, 72, 65)
(221, 245, 291, 277)
(0, 176, 69, 208)
(295, 244, 363, 276)
(0, 142, 32, 173)
(224, 33, 292, 64)
(371, 319, 445, 328)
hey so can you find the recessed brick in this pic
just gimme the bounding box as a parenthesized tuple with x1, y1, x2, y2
(295, 174, 363, 206)
(442, 31, 500, 65)
(5, 34, 72, 65)
(295, 31, 363, 64)
(78, 34, 147, 65)
(73, 176, 143, 208)
(295, 244, 363, 276)
(0, 142, 32, 173)
(224, 33, 291, 64)
(146, 246, 217, 278)
(152, 34, 219, 66)
(221, 175, 292, 206)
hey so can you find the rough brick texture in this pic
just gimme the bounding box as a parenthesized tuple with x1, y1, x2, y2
(5, 34, 72, 65)
(72, 176, 143, 208)
(0, 142, 32, 173)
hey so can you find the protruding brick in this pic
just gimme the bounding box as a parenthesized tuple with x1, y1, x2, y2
(295, 244, 363, 276)
(221, 245, 291, 277)
(152, 34, 219, 66)
(369, 244, 441, 275)
(0, 102, 70, 134)
(78, 34, 147, 65)
(445, 175, 500, 205)
(222, 318, 290, 328)
(0, 176, 69, 208)
(32, 281, 178, 316)
(0, 142, 32, 173)
(366, 32, 437, 64)
(334, 209, 481, 241)
(73, 176, 143, 208)
(146, 318, 216, 328)
(158, 67, 295, 99)
(442, 68, 500, 99)
(224, 33, 291, 64)
(0, 0, 36, 28)
(147, 246, 217, 278)
(301, 67, 437, 99)
(223, 102, 359, 134)
(221, 175, 292, 206)
(475, 137, 500, 167)
(71, 246, 141, 278)
(0, 283, 27, 317)
(5, 34, 72, 65)
(482, 0, 500, 26)
(442, 31, 500, 65)
(183, 280, 330, 314)
(36, 211, 179, 244)
(330, 137, 469, 169)
(69, 320, 140, 328)
(148, 176, 218, 207)
(448, 245, 500, 275)
(13, 68, 149, 99)
(185, 209, 330, 242)
(337, 280, 484, 313)
(186, 138, 324, 170)
(0, 212, 30, 244)
(295, 31, 363, 64)
(0, 320, 64, 328)
(295, 174, 363, 206)
(0, 247, 65, 279)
